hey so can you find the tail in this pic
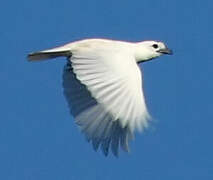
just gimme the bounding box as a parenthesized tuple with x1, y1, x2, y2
(27, 46, 72, 61)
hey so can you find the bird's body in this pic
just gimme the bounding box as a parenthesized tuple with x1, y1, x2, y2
(28, 38, 172, 156)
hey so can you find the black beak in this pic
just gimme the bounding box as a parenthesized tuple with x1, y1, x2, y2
(157, 48, 173, 55)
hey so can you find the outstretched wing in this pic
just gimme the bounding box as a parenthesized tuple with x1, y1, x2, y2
(63, 46, 150, 156)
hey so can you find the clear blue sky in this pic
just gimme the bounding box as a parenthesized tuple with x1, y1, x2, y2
(1, 0, 212, 179)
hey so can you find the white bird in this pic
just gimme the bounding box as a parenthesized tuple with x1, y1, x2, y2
(28, 38, 172, 157)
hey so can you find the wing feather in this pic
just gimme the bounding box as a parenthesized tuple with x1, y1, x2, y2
(62, 45, 150, 156)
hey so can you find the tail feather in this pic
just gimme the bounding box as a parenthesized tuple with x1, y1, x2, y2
(27, 45, 72, 61)
(27, 50, 71, 61)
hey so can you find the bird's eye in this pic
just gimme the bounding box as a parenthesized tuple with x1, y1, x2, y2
(152, 44, 158, 49)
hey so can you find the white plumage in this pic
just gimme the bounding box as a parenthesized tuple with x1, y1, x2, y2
(28, 38, 172, 156)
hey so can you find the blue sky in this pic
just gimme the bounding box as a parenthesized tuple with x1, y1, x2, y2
(1, 0, 213, 179)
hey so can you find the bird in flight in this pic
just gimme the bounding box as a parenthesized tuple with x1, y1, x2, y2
(28, 38, 172, 157)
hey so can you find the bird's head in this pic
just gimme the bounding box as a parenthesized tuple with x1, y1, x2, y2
(134, 41, 173, 63)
